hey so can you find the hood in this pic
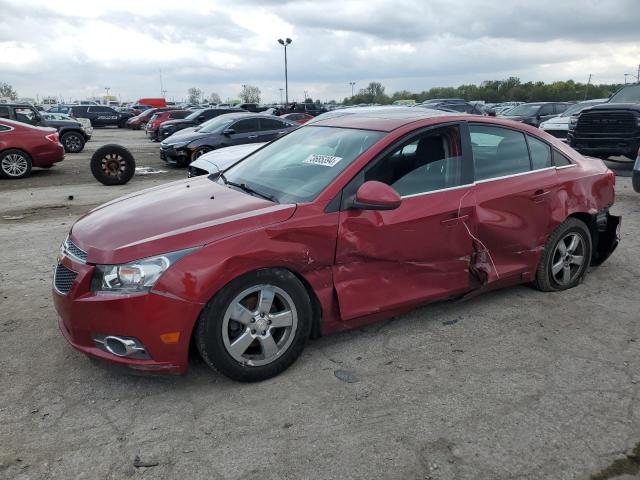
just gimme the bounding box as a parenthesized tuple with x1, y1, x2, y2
(161, 119, 198, 128)
(540, 116, 569, 127)
(70, 177, 296, 264)
(162, 127, 197, 143)
(46, 119, 82, 128)
(162, 129, 212, 145)
(191, 143, 267, 172)
(582, 103, 640, 112)
(501, 115, 526, 121)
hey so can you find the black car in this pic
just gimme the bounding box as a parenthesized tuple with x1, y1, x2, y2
(568, 83, 640, 160)
(67, 105, 134, 128)
(47, 105, 71, 114)
(0, 103, 89, 153)
(417, 101, 483, 115)
(285, 103, 328, 117)
(160, 113, 297, 166)
(499, 102, 571, 127)
(158, 107, 244, 141)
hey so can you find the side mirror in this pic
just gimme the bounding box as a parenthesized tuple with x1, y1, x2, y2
(351, 181, 402, 211)
(223, 128, 236, 136)
(198, 115, 206, 121)
(536, 114, 542, 120)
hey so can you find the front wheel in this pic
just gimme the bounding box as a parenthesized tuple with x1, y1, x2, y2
(196, 269, 312, 382)
(61, 132, 85, 153)
(534, 218, 592, 292)
(0, 149, 32, 179)
(191, 146, 212, 162)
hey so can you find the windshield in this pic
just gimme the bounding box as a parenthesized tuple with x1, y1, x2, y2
(503, 104, 540, 116)
(222, 126, 384, 203)
(609, 84, 640, 104)
(198, 115, 236, 133)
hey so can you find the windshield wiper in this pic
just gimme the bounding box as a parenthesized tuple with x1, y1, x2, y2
(218, 173, 279, 203)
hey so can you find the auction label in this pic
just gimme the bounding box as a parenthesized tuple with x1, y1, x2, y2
(303, 154, 343, 167)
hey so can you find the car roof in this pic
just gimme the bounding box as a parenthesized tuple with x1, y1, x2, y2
(306, 106, 459, 131)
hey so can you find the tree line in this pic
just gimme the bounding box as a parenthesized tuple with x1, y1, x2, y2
(344, 77, 626, 105)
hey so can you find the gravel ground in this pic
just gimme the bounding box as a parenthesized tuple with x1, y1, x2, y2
(1, 129, 639, 480)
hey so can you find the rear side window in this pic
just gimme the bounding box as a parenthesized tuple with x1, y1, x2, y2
(0, 106, 9, 118)
(553, 150, 573, 166)
(260, 118, 287, 130)
(554, 104, 568, 114)
(526, 135, 552, 170)
(539, 104, 554, 115)
(469, 125, 530, 181)
(0, 124, 10, 131)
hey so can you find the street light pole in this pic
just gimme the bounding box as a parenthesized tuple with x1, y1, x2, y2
(278, 38, 292, 105)
(104, 86, 110, 105)
(349, 82, 355, 97)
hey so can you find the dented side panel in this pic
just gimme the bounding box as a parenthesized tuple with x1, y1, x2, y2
(333, 186, 476, 320)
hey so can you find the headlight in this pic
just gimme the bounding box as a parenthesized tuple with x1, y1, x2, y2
(568, 116, 578, 130)
(91, 248, 196, 293)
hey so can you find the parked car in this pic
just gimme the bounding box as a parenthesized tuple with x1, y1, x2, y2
(135, 98, 167, 108)
(539, 99, 607, 141)
(126, 107, 178, 130)
(145, 110, 191, 141)
(0, 103, 89, 153)
(0, 118, 64, 178)
(47, 105, 71, 114)
(160, 113, 297, 166)
(158, 108, 245, 141)
(416, 101, 483, 115)
(280, 113, 314, 124)
(499, 102, 571, 127)
(285, 103, 327, 116)
(40, 112, 91, 153)
(53, 107, 619, 380)
(568, 83, 640, 160)
(68, 105, 134, 128)
(188, 142, 267, 177)
(237, 103, 270, 113)
(43, 112, 93, 136)
(633, 146, 640, 192)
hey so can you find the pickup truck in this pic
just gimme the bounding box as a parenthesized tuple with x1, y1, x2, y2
(0, 103, 90, 153)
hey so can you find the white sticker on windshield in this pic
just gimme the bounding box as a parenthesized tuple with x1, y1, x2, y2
(303, 154, 343, 167)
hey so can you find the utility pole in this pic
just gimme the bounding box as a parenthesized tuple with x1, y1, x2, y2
(583, 74, 591, 101)
(277, 38, 292, 105)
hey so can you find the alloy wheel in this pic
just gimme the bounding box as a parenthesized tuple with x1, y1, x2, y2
(551, 232, 586, 286)
(101, 153, 126, 178)
(1, 153, 28, 177)
(222, 285, 298, 366)
(64, 134, 82, 152)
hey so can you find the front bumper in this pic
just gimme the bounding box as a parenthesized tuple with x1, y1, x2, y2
(568, 133, 640, 157)
(53, 255, 203, 374)
(160, 146, 190, 165)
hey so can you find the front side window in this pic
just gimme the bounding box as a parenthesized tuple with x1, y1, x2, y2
(470, 125, 530, 181)
(231, 118, 260, 133)
(14, 108, 37, 124)
(539, 104, 554, 116)
(364, 125, 465, 196)
(223, 126, 384, 203)
(554, 104, 568, 114)
(526, 135, 552, 170)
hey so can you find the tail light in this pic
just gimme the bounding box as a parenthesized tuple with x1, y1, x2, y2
(607, 169, 616, 187)
(45, 132, 59, 144)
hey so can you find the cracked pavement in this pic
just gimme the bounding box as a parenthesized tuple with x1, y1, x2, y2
(1, 129, 639, 479)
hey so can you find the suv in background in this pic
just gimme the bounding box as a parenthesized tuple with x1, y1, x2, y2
(568, 83, 640, 159)
(285, 103, 328, 117)
(68, 105, 134, 128)
(158, 107, 244, 141)
(499, 102, 571, 127)
(0, 103, 89, 153)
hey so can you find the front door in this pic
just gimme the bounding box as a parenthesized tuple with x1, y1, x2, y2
(225, 118, 261, 146)
(333, 124, 477, 321)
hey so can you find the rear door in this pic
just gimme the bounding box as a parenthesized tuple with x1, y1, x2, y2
(257, 117, 290, 142)
(468, 124, 559, 284)
(333, 123, 477, 320)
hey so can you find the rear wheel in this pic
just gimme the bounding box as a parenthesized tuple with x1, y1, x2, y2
(0, 149, 32, 179)
(196, 269, 312, 382)
(534, 218, 592, 292)
(61, 132, 85, 153)
(90, 144, 136, 185)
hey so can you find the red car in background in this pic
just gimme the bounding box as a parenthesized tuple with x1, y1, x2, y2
(0, 118, 64, 179)
(126, 107, 177, 130)
(280, 112, 314, 124)
(53, 108, 620, 381)
(146, 110, 191, 141)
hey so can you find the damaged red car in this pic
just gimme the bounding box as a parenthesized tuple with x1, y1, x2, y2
(53, 108, 620, 381)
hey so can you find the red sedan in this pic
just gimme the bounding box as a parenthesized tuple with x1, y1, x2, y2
(0, 119, 64, 179)
(146, 110, 190, 141)
(53, 108, 620, 381)
(280, 112, 315, 124)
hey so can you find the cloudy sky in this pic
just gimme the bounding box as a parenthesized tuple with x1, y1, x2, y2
(1, 0, 639, 103)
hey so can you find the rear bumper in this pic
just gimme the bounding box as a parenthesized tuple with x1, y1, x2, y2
(32, 144, 65, 167)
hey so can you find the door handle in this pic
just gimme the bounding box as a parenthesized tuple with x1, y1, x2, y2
(530, 189, 549, 202)
(440, 214, 469, 226)
(248, 135, 258, 139)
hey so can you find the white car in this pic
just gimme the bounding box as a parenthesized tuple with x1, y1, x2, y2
(187, 142, 267, 177)
(539, 99, 607, 141)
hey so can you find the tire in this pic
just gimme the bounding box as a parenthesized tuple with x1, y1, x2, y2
(61, 132, 85, 153)
(118, 119, 128, 128)
(0, 149, 32, 179)
(633, 170, 640, 193)
(90, 144, 136, 186)
(534, 218, 592, 292)
(191, 146, 212, 163)
(196, 269, 313, 382)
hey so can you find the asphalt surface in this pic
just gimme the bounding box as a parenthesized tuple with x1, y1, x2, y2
(1, 129, 639, 480)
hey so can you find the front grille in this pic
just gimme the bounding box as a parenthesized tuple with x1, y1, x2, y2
(577, 111, 636, 134)
(54, 264, 77, 294)
(65, 238, 87, 262)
